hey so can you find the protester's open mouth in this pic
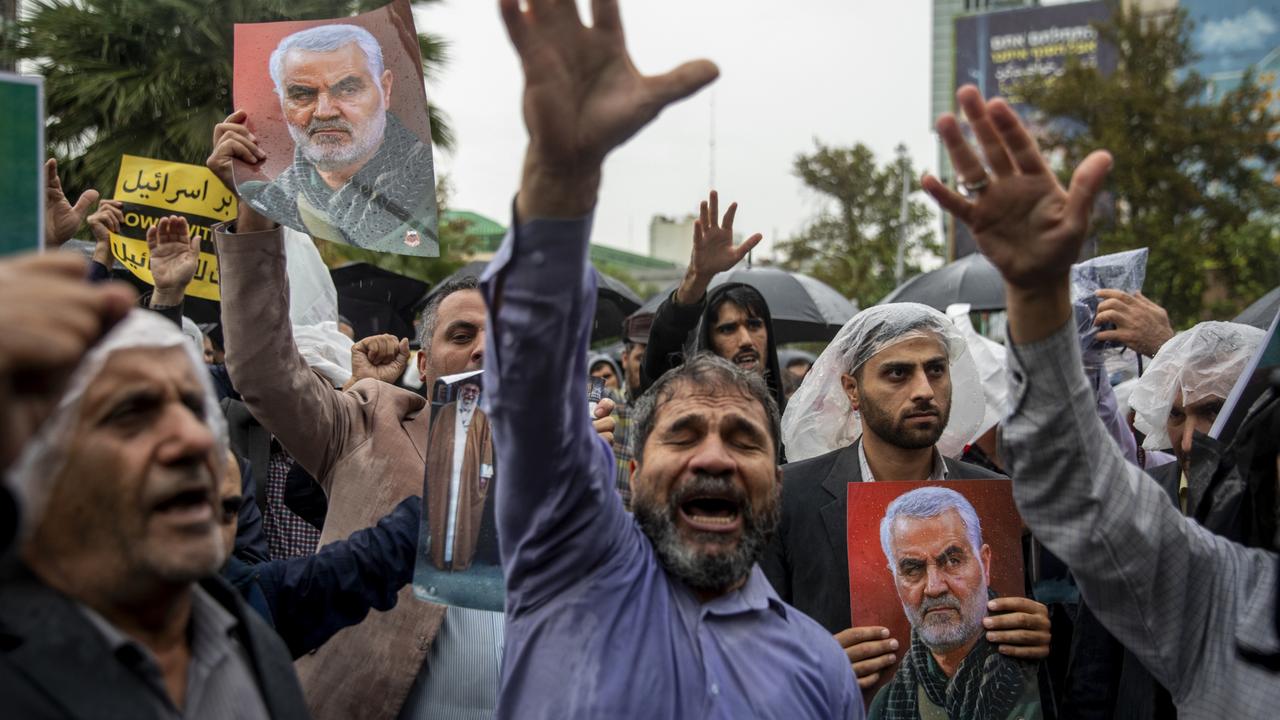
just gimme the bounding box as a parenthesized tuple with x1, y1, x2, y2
(677, 495, 743, 534)
(732, 350, 759, 370)
(151, 488, 215, 526)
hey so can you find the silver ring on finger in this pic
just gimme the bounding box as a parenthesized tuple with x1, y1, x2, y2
(962, 175, 991, 194)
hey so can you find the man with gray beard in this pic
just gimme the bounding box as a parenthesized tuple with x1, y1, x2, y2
(238, 23, 438, 254)
(868, 487, 1041, 720)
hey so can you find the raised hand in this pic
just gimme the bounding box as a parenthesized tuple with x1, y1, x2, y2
(87, 199, 124, 244)
(0, 253, 135, 470)
(349, 334, 411, 386)
(146, 216, 198, 306)
(675, 190, 763, 304)
(501, 0, 718, 218)
(207, 109, 266, 195)
(86, 200, 124, 267)
(922, 85, 1112, 342)
(44, 159, 100, 248)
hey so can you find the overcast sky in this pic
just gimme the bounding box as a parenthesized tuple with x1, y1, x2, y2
(414, 1, 938, 260)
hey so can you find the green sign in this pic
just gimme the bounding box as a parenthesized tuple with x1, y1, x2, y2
(0, 73, 43, 256)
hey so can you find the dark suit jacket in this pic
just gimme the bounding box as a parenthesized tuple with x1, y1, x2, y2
(761, 441, 1005, 634)
(0, 564, 309, 720)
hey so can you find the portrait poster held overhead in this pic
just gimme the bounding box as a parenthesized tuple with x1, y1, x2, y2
(109, 155, 237, 302)
(849, 480, 1042, 720)
(413, 369, 504, 612)
(232, 0, 439, 256)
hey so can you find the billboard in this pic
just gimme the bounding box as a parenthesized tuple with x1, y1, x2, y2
(950, 1, 1115, 258)
(954, 0, 1116, 110)
(0, 74, 43, 256)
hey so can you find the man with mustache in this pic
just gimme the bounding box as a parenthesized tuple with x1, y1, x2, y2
(643, 191, 787, 417)
(763, 303, 1051, 695)
(868, 487, 1041, 719)
(240, 23, 438, 254)
(0, 309, 308, 719)
(486, 0, 859, 715)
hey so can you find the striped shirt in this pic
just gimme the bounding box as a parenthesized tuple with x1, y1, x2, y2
(397, 607, 504, 720)
(77, 586, 270, 719)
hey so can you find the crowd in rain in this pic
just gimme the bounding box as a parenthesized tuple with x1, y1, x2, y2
(1, 1, 1278, 719)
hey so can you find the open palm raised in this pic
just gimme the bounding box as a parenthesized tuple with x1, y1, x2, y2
(922, 85, 1112, 291)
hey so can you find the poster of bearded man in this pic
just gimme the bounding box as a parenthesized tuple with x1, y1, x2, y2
(849, 481, 1044, 720)
(232, 0, 439, 255)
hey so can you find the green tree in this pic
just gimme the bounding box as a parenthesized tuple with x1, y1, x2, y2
(2, 0, 453, 200)
(778, 141, 940, 308)
(1015, 7, 1280, 326)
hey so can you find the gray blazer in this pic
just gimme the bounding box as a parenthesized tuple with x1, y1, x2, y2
(761, 440, 1004, 634)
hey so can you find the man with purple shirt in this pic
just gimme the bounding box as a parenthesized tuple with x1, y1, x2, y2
(483, 0, 861, 717)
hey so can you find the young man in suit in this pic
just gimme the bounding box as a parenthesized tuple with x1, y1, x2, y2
(763, 303, 1051, 693)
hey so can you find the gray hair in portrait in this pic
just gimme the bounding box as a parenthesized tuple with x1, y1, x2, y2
(879, 485, 984, 572)
(268, 23, 386, 99)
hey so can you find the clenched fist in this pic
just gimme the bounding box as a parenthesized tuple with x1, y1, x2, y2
(350, 334, 410, 386)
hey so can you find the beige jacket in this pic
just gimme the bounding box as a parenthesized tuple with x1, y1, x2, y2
(216, 223, 445, 720)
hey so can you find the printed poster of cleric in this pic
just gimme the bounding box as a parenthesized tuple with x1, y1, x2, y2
(110, 155, 236, 301)
(232, 0, 438, 256)
(847, 481, 1042, 719)
(413, 370, 504, 611)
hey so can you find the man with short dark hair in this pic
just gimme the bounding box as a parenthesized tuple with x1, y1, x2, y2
(642, 191, 786, 412)
(209, 123, 492, 718)
(766, 303, 1050, 693)
(487, 1, 859, 715)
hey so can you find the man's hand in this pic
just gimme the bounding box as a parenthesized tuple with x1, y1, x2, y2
(147, 216, 198, 307)
(834, 626, 899, 689)
(207, 110, 275, 234)
(0, 253, 135, 469)
(593, 397, 616, 444)
(675, 190, 763, 305)
(923, 85, 1112, 344)
(1094, 290, 1174, 356)
(983, 596, 1052, 659)
(501, 0, 718, 219)
(349, 335, 410, 387)
(44, 159, 100, 249)
(87, 200, 124, 268)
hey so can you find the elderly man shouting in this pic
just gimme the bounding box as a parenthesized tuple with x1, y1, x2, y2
(0, 305, 307, 719)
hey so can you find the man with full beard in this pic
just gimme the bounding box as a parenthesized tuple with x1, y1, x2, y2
(868, 487, 1041, 719)
(239, 23, 438, 254)
(485, 0, 858, 716)
(763, 303, 1051, 695)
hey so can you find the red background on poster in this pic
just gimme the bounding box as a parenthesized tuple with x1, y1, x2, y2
(231, 0, 431, 185)
(846, 480, 1026, 692)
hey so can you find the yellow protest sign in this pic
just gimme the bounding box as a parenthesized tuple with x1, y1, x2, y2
(110, 155, 237, 302)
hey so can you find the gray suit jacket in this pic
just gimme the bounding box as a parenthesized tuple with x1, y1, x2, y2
(0, 565, 308, 720)
(1001, 320, 1280, 717)
(761, 440, 1004, 634)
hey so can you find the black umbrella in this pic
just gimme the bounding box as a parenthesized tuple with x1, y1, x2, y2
(878, 253, 1005, 312)
(594, 273, 642, 343)
(1235, 286, 1280, 330)
(427, 260, 643, 343)
(636, 266, 857, 344)
(330, 263, 432, 341)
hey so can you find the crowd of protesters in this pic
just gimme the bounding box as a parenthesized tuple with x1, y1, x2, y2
(1, 1, 1278, 718)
